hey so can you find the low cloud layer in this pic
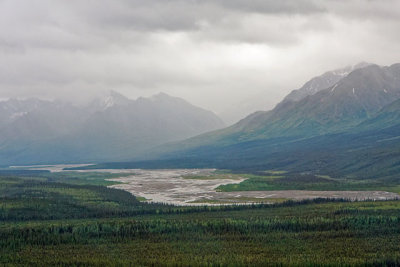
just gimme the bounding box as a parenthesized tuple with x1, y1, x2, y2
(1, 0, 400, 115)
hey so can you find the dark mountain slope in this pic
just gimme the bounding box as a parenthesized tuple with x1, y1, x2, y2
(356, 98, 400, 131)
(90, 121, 400, 179)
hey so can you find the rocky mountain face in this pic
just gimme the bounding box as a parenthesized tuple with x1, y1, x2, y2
(278, 62, 372, 106)
(0, 92, 224, 165)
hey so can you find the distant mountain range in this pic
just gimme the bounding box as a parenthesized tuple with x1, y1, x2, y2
(89, 63, 400, 180)
(4, 62, 400, 180)
(0, 91, 224, 165)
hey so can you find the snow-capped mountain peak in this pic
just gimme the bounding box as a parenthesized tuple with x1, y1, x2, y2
(279, 62, 373, 105)
(90, 90, 132, 111)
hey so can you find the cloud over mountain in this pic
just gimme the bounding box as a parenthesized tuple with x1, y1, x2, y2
(1, 0, 400, 114)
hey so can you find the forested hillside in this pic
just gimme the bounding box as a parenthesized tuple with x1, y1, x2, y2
(0, 171, 399, 265)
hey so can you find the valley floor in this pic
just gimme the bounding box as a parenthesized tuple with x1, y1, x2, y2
(25, 165, 400, 205)
(1, 166, 400, 265)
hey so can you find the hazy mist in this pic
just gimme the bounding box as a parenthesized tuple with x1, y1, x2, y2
(1, 0, 400, 119)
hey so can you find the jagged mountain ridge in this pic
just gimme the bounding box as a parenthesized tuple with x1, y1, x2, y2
(278, 62, 372, 106)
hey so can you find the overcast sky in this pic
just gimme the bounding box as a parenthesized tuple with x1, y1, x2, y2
(1, 0, 400, 115)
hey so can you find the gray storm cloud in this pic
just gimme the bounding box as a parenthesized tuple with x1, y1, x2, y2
(0, 0, 400, 116)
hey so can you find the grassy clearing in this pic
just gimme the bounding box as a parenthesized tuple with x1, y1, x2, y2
(263, 170, 288, 175)
(217, 172, 400, 194)
(135, 196, 152, 202)
(187, 198, 234, 204)
(182, 173, 244, 180)
(231, 197, 288, 203)
(189, 197, 288, 204)
(0, 169, 127, 186)
(40, 171, 127, 186)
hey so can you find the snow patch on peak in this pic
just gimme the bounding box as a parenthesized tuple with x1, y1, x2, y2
(94, 90, 131, 110)
(332, 62, 372, 77)
(103, 96, 115, 109)
(280, 62, 373, 105)
(332, 69, 350, 77)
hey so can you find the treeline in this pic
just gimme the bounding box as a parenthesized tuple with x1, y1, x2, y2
(2, 215, 400, 247)
(0, 175, 354, 221)
(0, 173, 395, 222)
(1, 208, 400, 265)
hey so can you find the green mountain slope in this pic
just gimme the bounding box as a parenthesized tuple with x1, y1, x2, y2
(152, 64, 400, 156)
(105, 64, 400, 179)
